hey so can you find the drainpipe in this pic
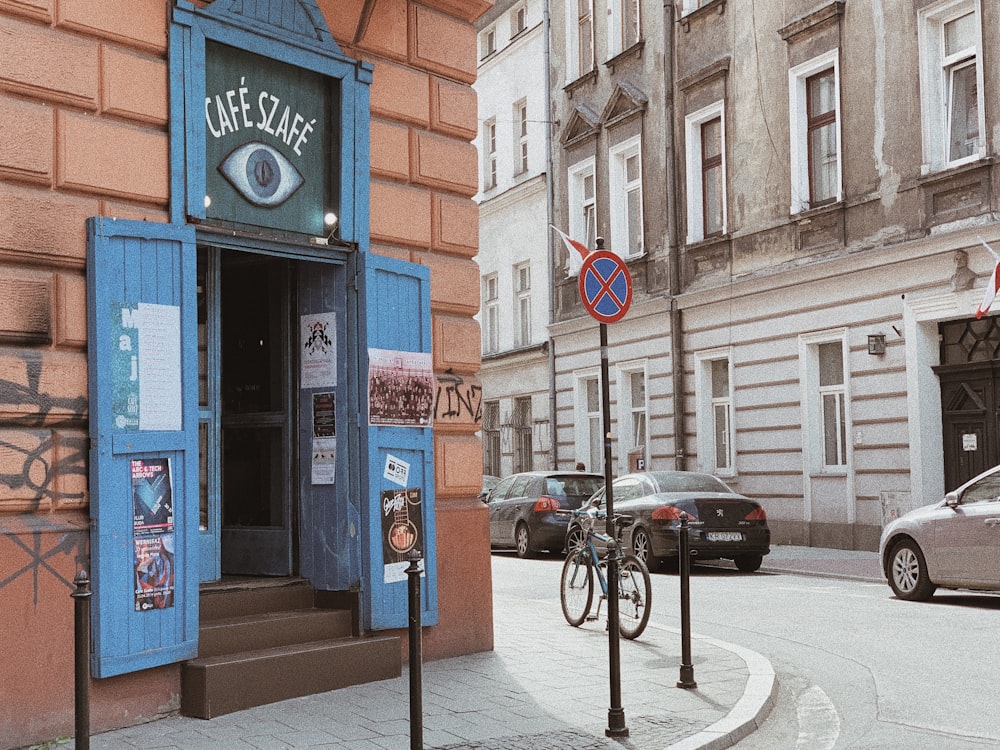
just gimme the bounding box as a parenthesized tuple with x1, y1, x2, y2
(544, 0, 559, 470)
(664, 0, 685, 470)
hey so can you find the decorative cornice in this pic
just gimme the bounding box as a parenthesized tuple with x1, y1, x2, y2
(779, 1, 846, 44)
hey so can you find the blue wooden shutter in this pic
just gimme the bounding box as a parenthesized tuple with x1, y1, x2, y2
(86, 218, 199, 677)
(361, 252, 437, 630)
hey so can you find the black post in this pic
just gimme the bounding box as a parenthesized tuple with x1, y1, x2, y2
(71, 570, 91, 750)
(406, 550, 423, 750)
(676, 514, 697, 689)
(601, 320, 628, 738)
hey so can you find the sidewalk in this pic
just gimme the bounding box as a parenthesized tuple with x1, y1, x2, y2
(77, 546, 881, 750)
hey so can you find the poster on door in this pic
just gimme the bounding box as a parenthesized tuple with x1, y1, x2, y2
(311, 392, 337, 484)
(367, 348, 434, 427)
(381, 487, 423, 583)
(131, 457, 175, 610)
(134, 534, 175, 611)
(301, 312, 337, 389)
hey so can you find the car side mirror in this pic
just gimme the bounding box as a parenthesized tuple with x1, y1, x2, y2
(944, 492, 960, 509)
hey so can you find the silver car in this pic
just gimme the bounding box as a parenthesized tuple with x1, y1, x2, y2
(880, 464, 1000, 601)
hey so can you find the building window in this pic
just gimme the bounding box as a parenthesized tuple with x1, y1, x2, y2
(513, 262, 531, 347)
(567, 0, 594, 80)
(576, 374, 602, 474)
(610, 0, 640, 56)
(799, 332, 850, 472)
(818, 342, 847, 467)
(480, 26, 496, 60)
(618, 365, 648, 472)
(685, 101, 726, 243)
(609, 136, 643, 259)
(919, 1, 982, 171)
(483, 118, 497, 190)
(567, 158, 597, 275)
(511, 3, 527, 37)
(483, 274, 499, 354)
(789, 51, 841, 214)
(694, 350, 735, 475)
(513, 397, 533, 473)
(681, 0, 713, 14)
(483, 400, 501, 477)
(514, 100, 529, 175)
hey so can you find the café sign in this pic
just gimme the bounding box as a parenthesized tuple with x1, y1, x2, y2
(204, 41, 334, 236)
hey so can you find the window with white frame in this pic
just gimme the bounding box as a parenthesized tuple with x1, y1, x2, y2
(618, 365, 648, 471)
(685, 101, 726, 242)
(681, 0, 713, 14)
(609, 0, 640, 57)
(918, 1, 983, 172)
(480, 26, 496, 60)
(695, 350, 735, 475)
(567, 158, 597, 275)
(514, 100, 529, 174)
(566, 0, 594, 81)
(511, 3, 527, 37)
(482, 274, 499, 354)
(799, 333, 850, 472)
(483, 400, 501, 477)
(512, 397, 533, 473)
(576, 374, 602, 474)
(513, 261, 531, 347)
(609, 136, 643, 258)
(483, 118, 497, 190)
(789, 51, 841, 214)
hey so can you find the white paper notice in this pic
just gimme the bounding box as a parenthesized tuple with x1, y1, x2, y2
(301, 313, 337, 389)
(312, 438, 337, 485)
(137, 303, 182, 431)
(384, 454, 410, 486)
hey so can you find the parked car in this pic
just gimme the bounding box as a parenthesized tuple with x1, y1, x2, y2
(567, 471, 771, 572)
(483, 471, 605, 557)
(880, 464, 1000, 601)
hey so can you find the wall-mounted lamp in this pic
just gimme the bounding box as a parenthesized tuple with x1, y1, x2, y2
(204, 195, 212, 209)
(867, 334, 886, 355)
(310, 212, 339, 245)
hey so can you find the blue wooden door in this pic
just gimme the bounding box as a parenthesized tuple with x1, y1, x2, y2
(86, 218, 200, 677)
(361, 252, 438, 629)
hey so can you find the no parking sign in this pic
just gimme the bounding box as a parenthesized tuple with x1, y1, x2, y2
(578, 250, 633, 324)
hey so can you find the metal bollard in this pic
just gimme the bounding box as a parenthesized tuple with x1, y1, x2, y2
(71, 570, 92, 750)
(406, 550, 423, 750)
(676, 515, 697, 689)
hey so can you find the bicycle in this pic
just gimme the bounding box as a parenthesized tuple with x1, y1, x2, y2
(558, 504, 652, 639)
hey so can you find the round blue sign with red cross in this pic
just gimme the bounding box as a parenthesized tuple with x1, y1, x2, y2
(579, 250, 633, 324)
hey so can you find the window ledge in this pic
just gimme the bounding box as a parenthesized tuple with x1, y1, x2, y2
(916, 156, 995, 188)
(604, 40, 645, 71)
(791, 200, 844, 223)
(680, 0, 727, 32)
(563, 69, 598, 99)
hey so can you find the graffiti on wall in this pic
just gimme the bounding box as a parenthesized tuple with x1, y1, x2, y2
(433, 372, 482, 427)
(0, 356, 90, 602)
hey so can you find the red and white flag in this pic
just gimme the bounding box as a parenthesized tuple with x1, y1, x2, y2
(976, 238, 1000, 319)
(551, 225, 591, 260)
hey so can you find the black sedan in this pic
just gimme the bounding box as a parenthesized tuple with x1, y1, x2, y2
(568, 471, 770, 572)
(484, 471, 605, 557)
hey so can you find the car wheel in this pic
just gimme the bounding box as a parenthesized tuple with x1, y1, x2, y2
(631, 527, 657, 568)
(515, 523, 532, 558)
(734, 553, 763, 572)
(887, 539, 937, 601)
(566, 524, 587, 554)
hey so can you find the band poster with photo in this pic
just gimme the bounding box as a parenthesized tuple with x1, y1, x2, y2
(381, 487, 423, 583)
(367, 348, 434, 427)
(131, 457, 175, 611)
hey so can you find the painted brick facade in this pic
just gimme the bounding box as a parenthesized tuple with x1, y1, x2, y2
(0, 1, 491, 746)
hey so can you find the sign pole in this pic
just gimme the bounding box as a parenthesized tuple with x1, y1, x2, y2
(601, 320, 627, 738)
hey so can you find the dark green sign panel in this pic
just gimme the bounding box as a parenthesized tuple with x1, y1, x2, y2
(205, 41, 336, 237)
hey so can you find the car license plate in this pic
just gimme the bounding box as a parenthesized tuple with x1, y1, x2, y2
(706, 531, 743, 542)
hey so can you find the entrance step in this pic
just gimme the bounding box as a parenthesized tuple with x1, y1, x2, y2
(182, 578, 401, 718)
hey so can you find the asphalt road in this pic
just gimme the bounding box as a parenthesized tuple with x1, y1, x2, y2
(492, 553, 1000, 749)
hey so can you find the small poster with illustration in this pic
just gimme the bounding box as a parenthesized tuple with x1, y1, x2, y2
(381, 487, 423, 583)
(134, 533, 175, 611)
(301, 313, 337, 389)
(131, 458, 173, 535)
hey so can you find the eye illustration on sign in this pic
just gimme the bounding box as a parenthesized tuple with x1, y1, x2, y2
(218, 142, 304, 207)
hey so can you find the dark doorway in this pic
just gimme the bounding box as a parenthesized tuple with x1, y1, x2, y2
(219, 253, 294, 575)
(936, 318, 1000, 491)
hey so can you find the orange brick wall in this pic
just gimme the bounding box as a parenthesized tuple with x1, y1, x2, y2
(0, 0, 491, 745)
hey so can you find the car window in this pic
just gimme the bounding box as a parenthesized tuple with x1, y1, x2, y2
(652, 472, 732, 493)
(508, 475, 533, 498)
(960, 474, 1000, 505)
(489, 476, 517, 501)
(553, 476, 603, 497)
(613, 477, 643, 501)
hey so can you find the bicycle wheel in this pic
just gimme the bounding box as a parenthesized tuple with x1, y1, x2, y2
(616, 554, 651, 640)
(560, 549, 594, 627)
